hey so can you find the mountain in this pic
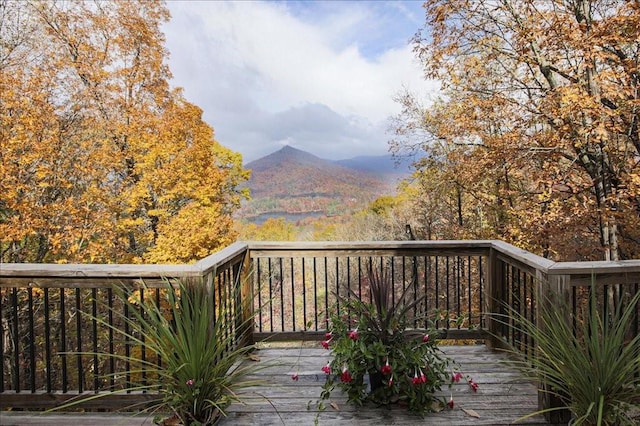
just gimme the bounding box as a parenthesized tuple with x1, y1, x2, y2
(239, 146, 407, 223)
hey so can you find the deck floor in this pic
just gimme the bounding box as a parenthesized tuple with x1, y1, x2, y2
(220, 343, 549, 426)
(0, 344, 549, 426)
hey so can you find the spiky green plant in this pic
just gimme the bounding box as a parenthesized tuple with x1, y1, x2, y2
(497, 282, 640, 425)
(55, 277, 262, 425)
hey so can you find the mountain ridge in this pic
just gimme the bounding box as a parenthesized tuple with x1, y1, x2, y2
(239, 146, 409, 222)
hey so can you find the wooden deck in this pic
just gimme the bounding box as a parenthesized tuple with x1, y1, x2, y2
(220, 343, 549, 425)
(0, 344, 549, 426)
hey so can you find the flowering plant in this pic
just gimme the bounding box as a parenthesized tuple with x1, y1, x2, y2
(318, 267, 476, 415)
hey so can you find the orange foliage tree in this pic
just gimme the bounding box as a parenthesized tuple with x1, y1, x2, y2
(393, 0, 640, 261)
(0, 1, 248, 263)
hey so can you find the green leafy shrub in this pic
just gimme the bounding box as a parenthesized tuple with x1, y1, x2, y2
(318, 267, 475, 415)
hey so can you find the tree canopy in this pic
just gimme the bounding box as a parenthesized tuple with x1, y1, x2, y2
(393, 0, 640, 261)
(0, 0, 249, 263)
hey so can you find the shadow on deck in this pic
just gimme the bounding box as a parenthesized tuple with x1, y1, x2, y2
(220, 344, 549, 426)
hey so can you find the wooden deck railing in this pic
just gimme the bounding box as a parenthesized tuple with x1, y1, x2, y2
(1, 240, 639, 414)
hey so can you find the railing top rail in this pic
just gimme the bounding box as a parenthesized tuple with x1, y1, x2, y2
(0, 242, 250, 280)
(547, 259, 640, 275)
(488, 240, 556, 271)
(3, 239, 640, 281)
(245, 240, 496, 258)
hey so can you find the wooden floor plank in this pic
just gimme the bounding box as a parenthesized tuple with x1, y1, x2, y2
(220, 344, 549, 425)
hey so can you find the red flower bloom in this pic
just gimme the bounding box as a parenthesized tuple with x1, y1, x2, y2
(412, 371, 422, 385)
(348, 328, 359, 341)
(423, 334, 430, 343)
(448, 396, 454, 409)
(340, 367, 353, 383)
(186, 379, 194, 386)
(321, 339, 331, 349)
(291, 373, 299, 381)
(468, 379, 479, 392)
(324, 331, 332, 339)
(321, 363, 331, 374)
(381, 359, 392, 375)
(452, 372, 463, 383)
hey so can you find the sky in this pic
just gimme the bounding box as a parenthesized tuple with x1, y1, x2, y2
(162, 0, 438, 163)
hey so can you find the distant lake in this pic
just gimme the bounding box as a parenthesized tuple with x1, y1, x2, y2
(248, 211, 325, 225)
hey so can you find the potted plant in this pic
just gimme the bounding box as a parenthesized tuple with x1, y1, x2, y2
(55, 277, 262, 425)
(318, 266, 476, 415)
(497, 281, 640, 425)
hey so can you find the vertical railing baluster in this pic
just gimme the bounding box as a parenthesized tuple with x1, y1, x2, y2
(60, 288, 67, 393)
(11, 287, 20, 392)
(313, 257, 318, 330)
(279, 258, 284, 332)
(434, 256, 440, 329)
(478, 257, 484, 329)
(28, 287, 36, 392)
(456, 257, 461, 328)
(467, 256, 472, 328)
(290, 258, 295, 331)
(257, 259, 263, 333)
(302, 258, 307, 330)
(268, 258, 273, 333)
(123, 288, 130, 393)
(445, 257, 450, 329)
(75, 288, 83, 393)
(139, 288, 146, 391)
(107, 287, 114, 390)
(44, 288, 51, 393)
(92, 288, 98, 392)
(323, 257, 329, 329)
(335, 257, 339, 317)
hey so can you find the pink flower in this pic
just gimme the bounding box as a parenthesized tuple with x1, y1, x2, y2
(291, 373, 299, 381)
(186, 379, 194, 386)
(348, 328, 359, 340)
(468, 379, 479, 392)
(381, 359, 392, 375)
(321, 363, 331, 374)
(448, 396, 454, 409)
(321, 339, 331, 349)
(452, 372, 463, 383)
(340, 366, 353, 383)
(412, 368, 427, 385)
(423, 334, 430, 343)
(324, 331, 332, 339)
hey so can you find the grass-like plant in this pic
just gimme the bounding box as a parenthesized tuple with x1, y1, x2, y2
(55, 277, 262, 425)
(497, 282, 640, 425)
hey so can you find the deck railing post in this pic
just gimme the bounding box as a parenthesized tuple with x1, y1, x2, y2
(537, 273, 572, 424)
(485, 247, 507, 349)
(237, 248, 254, 347)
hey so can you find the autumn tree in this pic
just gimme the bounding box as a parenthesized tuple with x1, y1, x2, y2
(394, 0, 640, 261)
(0, 0, 249, 263)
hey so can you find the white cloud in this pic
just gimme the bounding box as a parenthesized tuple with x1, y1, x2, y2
(162, 1, 438, 162)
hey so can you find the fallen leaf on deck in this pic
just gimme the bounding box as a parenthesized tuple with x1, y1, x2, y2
(247, 353, 261, 362)
(330, 401, 340, 411)
(463, 408, 480, 418)
(431, 400, 445, 412)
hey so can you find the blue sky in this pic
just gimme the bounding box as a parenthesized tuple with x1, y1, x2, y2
(162, 1, 438, 163)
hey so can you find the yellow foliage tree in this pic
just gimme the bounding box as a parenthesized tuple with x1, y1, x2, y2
(0, 1, 248, 263)
(394, 0, 640, 260)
